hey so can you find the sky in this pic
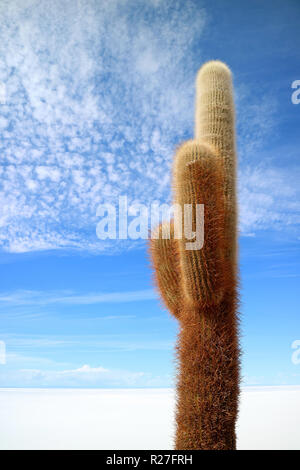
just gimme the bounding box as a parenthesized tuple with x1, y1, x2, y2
(0, 0, 299, 387)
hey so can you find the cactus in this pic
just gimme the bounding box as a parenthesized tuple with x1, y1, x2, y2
(150, 61, 240, 450)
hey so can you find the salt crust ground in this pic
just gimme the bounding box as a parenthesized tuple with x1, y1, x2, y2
(0, 386, 299, 450)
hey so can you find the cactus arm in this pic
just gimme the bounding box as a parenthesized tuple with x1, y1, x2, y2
(149, 221, 182, 319)
(173, 140, 225, 306)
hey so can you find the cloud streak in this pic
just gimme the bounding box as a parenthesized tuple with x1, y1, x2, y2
(0, 288, 157, 306)
(0, 363, 169, 387)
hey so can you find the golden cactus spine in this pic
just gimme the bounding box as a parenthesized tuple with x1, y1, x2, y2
(150, 61, 240, 450)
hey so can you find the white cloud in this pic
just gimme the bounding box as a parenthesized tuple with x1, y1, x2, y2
(36, 166, 61, 182)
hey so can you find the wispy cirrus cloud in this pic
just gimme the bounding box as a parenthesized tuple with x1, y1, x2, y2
(239, 164, 300, 234)
(0, 0, 206, 253)
(0, 288, 156, 306)
(3, 335, 173, 354)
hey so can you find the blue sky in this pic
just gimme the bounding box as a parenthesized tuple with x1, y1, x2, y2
(0, 0, 299, 387)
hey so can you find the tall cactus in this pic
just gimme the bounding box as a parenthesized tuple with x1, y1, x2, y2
(150, 61, 240, 450)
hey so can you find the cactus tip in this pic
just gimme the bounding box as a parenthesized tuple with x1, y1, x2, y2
(196, 60, 232, 82)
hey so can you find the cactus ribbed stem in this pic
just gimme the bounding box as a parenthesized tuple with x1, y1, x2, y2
(176, 297, 239, 450)
(150, 61, 240, 450)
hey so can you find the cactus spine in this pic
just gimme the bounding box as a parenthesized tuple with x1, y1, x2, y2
(150, 61, 240, 450)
